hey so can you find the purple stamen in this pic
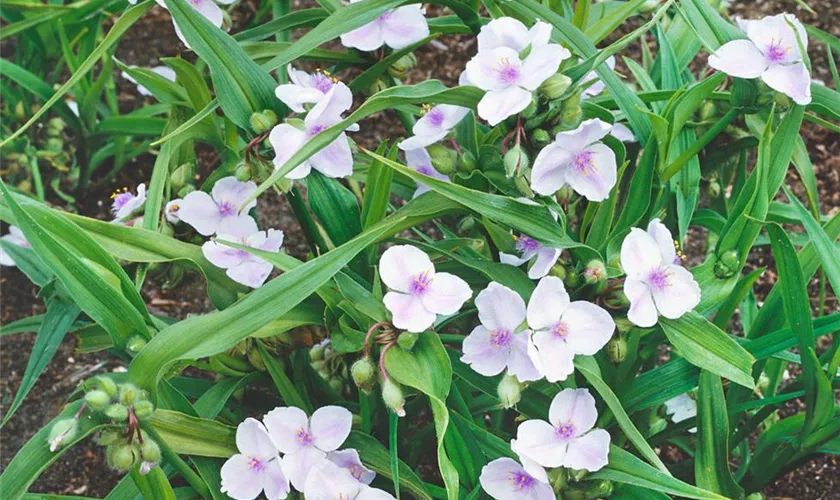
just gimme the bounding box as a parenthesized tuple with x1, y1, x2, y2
(509, 470, 535, 491)
(378, 11, 393, 22)
(296, 427, 314, 446)
(426, 107, 446, 128)
(572, 150, 597, 175)
(189, 0, 201, 6)
(551, 321, 569, 338)
(765, 40, 788, 63)
(312, 73, 334, 94)
(556, 422, 576, 439)
(246, 456, 266, 472)
(489, 329, 512, 349)
(111, 192, 134, 212)
(416, 165, 435, 176)
(409, 271, 433, 295)
(217, 201, 236, 216)
(309, 124, 327, 137)
(647, 267, 671, 291)
(496, 58, 521, 84)
(516, 235, 541, 253)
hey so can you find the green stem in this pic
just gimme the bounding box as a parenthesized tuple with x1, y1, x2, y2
(28, 154, 45, 201)
(660, 108, 739, 182)
(437, 334, 464, 344)
(141, 422, 211, 499)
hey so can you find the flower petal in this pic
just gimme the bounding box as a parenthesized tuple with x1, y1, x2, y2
(384, 292, 436, 333)
(745, 13, 807, 64)
(212, 176, 257, 215)
(341, 22, 385, 51)
(261, 459, 291, 500)
(625, 277, 659, 327)
(562, 143, 616, 202)
(611, 122, 636, 142)
(549, 388, 597, 434)
(220, 454, 264, 500)
(304, 460, 361, 500)
(508, 331, 542, 382)
(528, 247, 560, 279)
(519, 44, 570, 91)
(202, 239, 244, 270)
(284, 446, 328, 492)
(465, 47, 522, 92)
(275, 84, 324, 113)
(423, 272, 472, 315)
(564, 429, 610, 472)
(479, 457, 552, 500)
(560, 301, 615, 356)
(620, 228, 662, 279)
(708, 39, 767, 79)
(761, 62, 812, 105)
(263, 406, 310, 455)
(379, 245, 434, 293)
(499, 252, 532, 267)
(269, 123, 309, 177)
(650, 264, 701, 319)
(477, 86, 532, 126)
(174, 190, 221, 236)
(309, 133, 354, 178)
(310, 405, 352, 452)
(327, 449, 376, 485)
(526, 276, 569, 331)
(236, 418, 278, 459)
(646, 218, 678, 264)
(381, 5, 430, 50)
(477, 17, 530, 52)
(553, 118, 612, 153)
(513, 420, 567, 468)
(357, 487, 398, 500)
(461, 325, 513, 377)
(474, 282, 526, 332)
(227, 261, 273, 288)
(194, 0, 223, 27)
(530, 143, 572, 196)
(531, 329, 575, 383)
(307, 83, 353, 128)
(528, 21, 553, 47)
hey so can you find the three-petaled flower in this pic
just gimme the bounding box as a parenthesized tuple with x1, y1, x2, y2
(404, 148, 451, 198)
(499, 234, 561, 280)
(275, 66, 341, 113)
(220, 418, 290, 500)
(177, 176, 257, 236)
(398, 104, 470, 151)
(340, 1, 429, 52)
(201, 215, 283, 288)
(304, 460, 396, 500)
(664, 393, 698, 433)
(620, 219, 701, 327)
(111, 184, 147, 221)
(478, 457, 554, 500)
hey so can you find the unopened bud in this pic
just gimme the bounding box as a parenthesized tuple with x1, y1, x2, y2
(540, 73, 572, 99)
(382, 377, 406, 417)
(169, 163, 193, 192)
(85, 390, 112, 411)
(521, 99, 538, 118)
(134, 400, 155, 419)
(177, 184, 196, 199)
(714, 249, 741, 278)
(126, 335, 147, 354)
(457, 216, 476, 233)
(388, 53, 417, 79)
(48, 418, 79, 452)
(699, 101, 717, 122)
(97, 376, 118, 397)
(234, 162, 252, 182)
(397, 332, 419, 351)
(555, 185, 574, 203)
(118, 384, 140, 407)
(459, 150, 477, 173)
(427, 144, 457, 175)
(639, 0, 659, 12)
(582, 259, 606, 285)
(96, 429, 121, 446)
(110, 443, 140, 471)
(45, 137, 64, 152)
(105, 403, 129, 422)
(329, 377, 344, 393)
(311, 360, 327, 373)
(140, 439, 162, 463)
(745, 494, 764, 500)
(310, 342, 327, 362)
(705, 179, 721, 198)
(583, 479, 614, 497)
(649, 414, 667, 435)
(504, 145, 529, 178)
(250, 109, 278, 134)
(497, 374, 522, 409)
(730, 79, 759, 112)
(47, 117, 66, 131)
(532, 129, 551, 148)
(351, 357, 376, 394)
(607, 335, 627, 363)
(366, 77, 390, 96)
(548, 263, 567, 280)
(514, 176, 535, 198)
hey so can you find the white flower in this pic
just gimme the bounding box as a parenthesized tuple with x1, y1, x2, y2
(580, 56, 616, 98)
(304, 460, 395, 500)
(526, 277, 615, 382)
(499, 234, 561, 280)
(664, 393, 697, 433)
(530, 118, 617, 201)
(153, 0, 235, 49)
(379, 245, 471, 333)
(461, 282, 541, 382)
(398, 105, 469, 151)
(611, 122, 636, 143)
(275, 66, 341, 113)
(111, 184, 146, 220)
(708, 13, 811, 105)
(177, 176, 257, 236)
(512, 388, 611, 472)
(620, 219, 701, 327)
(463, 18, 570, 125)
(269, 84, 356, 180)
(220, 418, 290, 500)
(164, 199, 182, 224)
(0, 226, 30, 267)
(201, 216, 283, 289)
(479, 457, 554, 500)
(121, 65, 177, 97)
(340, 1, 429, 51)
(326, 449, 376, 485)
(264, 405, 352, 491)
(404, 148, 450, 198)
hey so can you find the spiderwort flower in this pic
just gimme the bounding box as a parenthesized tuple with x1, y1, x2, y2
(201, 216, 283, 289)
(340, 1, 429, 51)
(164, 199, 182, 224)
(476, 18, 554, 52)
(144, 0, 234, 48)
(0, 226, 30, 267)
(479, 458, 554, 500)
(708, 13, 811, 105)
(379, 245, 471, 333)
(275, 66, 342, 113)
(664, 393, 697, 433)
(111, 184, 147, 220)
(461, 282, 541, 382)
(530, 118, 617, 201)
(304, 460, 396, 500)
(264, 405, 352, 491)
(177, 177, 257, 236)
(526, 277, 615, 382)
(404, 147, 451, 198)
(398, 104, 470, 151)
(499, 235, 561, 280)
(463, 18, 570, 125)
(220, 418, 290, 500)
(327, 449, 376, 485)
(620, 219, 700, 327)
(269, 84, 357, 180)
(121, 65, 177, 97)
(611, 122, 636, 143)
(512, 388, 611, 472)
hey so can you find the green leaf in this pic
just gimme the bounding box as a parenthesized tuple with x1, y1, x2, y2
(130, 467, 177, 500)
(233, 8, 329, 42)
(256, 340, 311, 412)
(695, 371, 745, 499)
(307, 171, 363, 247)
(344, 431, 433, 500)
(783, 187, 840, 298)
(147, 410, 237, 458)
(1, 297, 80, 426)
(660, 312, 755, 389)
(385, 333, 459, 500)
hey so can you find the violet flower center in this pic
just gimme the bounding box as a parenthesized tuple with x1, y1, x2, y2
(347, 464, 365, 480)
(378, 11, 393, 22)
(496, 57, 521, 85)
(647, 267, 671, 291)
(426, 107, 446, 128)
(309, 124, 327, 137)
(217, 201, 236, 217)
(311, 73, 334, 94)
(508, 470, 535, 491)
(556, 422, 576, 439)
(551, 321, 569, 338)
(516, 235, 541, 253)
(409, 271, 433, 295)
(111, 192, 134, 212)
(246, 456, 266, 472)
(489, 329, 512, 349)
(765, 40, 789, 63)
(296, 427, 314, 446)
(189, 0, 202, 6)
(572, 150, 597, 175)
(416, 164, 435, 176)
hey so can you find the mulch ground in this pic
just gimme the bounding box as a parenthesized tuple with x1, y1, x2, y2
(1, 0, 838, 498)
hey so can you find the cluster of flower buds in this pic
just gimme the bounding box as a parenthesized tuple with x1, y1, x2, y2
(310, 339, 348, 395)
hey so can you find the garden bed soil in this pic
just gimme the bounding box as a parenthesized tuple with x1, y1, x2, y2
(1, 0, 839, 497)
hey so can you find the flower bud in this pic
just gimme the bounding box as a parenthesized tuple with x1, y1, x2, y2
(118, 384, 140, 407)
(583, 479, 614, 497)
(497, 374, 522, 409)
(15, 101, 25, 120)
(388, 53, 417, 79)
(311, 360, 327, 374)
(504, 145, 529, 178)
(397, 332, 419, 351)
(582, 259, 606, 286)
(381, 377, 406, 417)
(97, 376, 118, 397)
(457, 215, 476, 233)
(177, 184, 196, 199)
(531, 129, 551, 148)
(714, 249, 741, 278)
(96, 429, 121, 446)
(234, 162, 252, 182)
(606, 335, 627, 364)
(699, 101, 717, 122)
(140, 439, 162, 463)
(514, 176, 535, 199)
(110, 443, 140, 471)
(459, 150, 477, 173)
(250, 109, 278, 134)
(649, 414, 667, 435)
(329, 377, 344, 393)
(45, 137, 64, 152)
(730, 79, 759, 112)
(169, 163, 193, 192)
(705, 179, 721, 198)
(366, 77, 390, 96)
(745, 494, 765, 500)
(126, 335, 147, 354)
(548, 263, 567, 281)
(351, 357, 376, 394)
(540, 73, 572, 100)
(85, 390, 112, 411)
(427, 144, 458, 175)
(48, 418, 79, 452)
(134, 400, 155, 420)
(310, 342, 326, 362)
(105, 403, 129, 422)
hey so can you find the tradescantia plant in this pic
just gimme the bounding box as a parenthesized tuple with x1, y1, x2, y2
(2, 0, 840, 499)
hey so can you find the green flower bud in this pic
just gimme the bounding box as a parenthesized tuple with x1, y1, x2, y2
(381, 377, 406, 417)
(177, 184, 196, 199)
(15, 101, 25, 120)
(568, 468, 589, 482)
(48, 117, 66, 131)
(548, 263, 567, 280)
(48, 418, 79, 452)
(427, 144, 458, 175)
(606, 334, 627, 364)
(96, 429, 121, 446)
(328, 377, 344, 393)
(639, 0, 659, 12)
(583, 479, 613, 497)
(366, 78, 390, 96)
(730, 79, 759, 112)
(504, 145, 529, 178)
(85, 390, 112, 411)
(169, 163, 193, 192)
(531, 129, 551, 148)
(582, 259, 606, 286)
(234, 162, 252, 182)
(126, 335, 147, 354)
(559, 107, 583, 129)
(745, 494, 765, 500)
(165, 264, 185, 288)
(397, 332, 420, 351)
(310, 342, 326, 362)
(714, 249, 741, 278)
(134, 400, 155, 420)
(540, 73, 572, 100)
(457, 216, 476, 234)
(459, 150, 477, 173)
(514, 176, 535, 198)
(705, 179, 721, 198)
(97, 376, 118, 397)
(250, 109, 279, 134)
(118, 384, 140, 407)
(110, 443, 140, 471)
(699, 101, 717, 122)
(45, 137, 64, 152)
(311, 360, 327, 373)
(140, 439, 162, 463)
(497, 374, 522, 409)
(351, 357, 376, 393)
(555, 185, 575, 203)
(649, 415, 667, 435)
(105, 403, 129, 422)
(388, 53, 417, 79)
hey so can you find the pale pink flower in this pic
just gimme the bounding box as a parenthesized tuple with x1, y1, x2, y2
(664, 393, 697, 433)
(0, 226, 30, 267)
(479, 458, 554, 500)
(340, 1, 429, 51)
(151, 0, 235, 48)
(220, 418, 290, 500)
(326, 449, 376, 485)
(201, 216, 283, 289)
(111, 184, 146, 220)
(177, 177, 257, 236)
(499, 235, 561, 280)
(275, 66, 344, 113)
(398, 105, 470, 151)
(404, 148, 450, 198)
(304, 460, 395, 500)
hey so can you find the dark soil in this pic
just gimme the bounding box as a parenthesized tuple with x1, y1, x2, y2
(1, 0, 838, 498)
